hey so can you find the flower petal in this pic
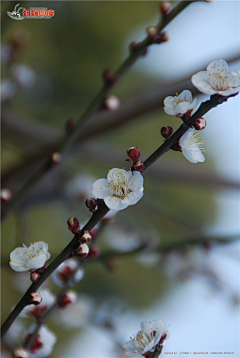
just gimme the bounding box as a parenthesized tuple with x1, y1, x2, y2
(92, 179, 110, 199)
(104, 196, 129, 211)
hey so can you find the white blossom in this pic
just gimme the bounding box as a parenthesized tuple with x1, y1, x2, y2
(123, 320, 170, 357)
(180, 128, 205, 163)
(22, 325, 56, 357)
(163, 90, 197, 116)
(9, 242, 50, 272)
(191, 59, 240, 96)
(19, 289, 56, 318)
(50, 258, 84, 287)
(92, 168, 144, 211)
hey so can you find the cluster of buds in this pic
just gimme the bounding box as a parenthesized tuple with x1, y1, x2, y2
(58, 290, 77, 309)
(30, 263, 46, 283)
(103, 68, 118, 86)
(67, 217, 80, 234)
(85, 198, 104, 213)
(126, 147, 145, 172)
(146, 26, 169, 44)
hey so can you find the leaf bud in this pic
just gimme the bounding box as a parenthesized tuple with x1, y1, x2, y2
(67, 217, 80, 234)
(133, 160, 145, 172)
(161, 126, 173, 138)
(73, 243, 89, 258)
(81, 230, 92, 243)
(193, 117, 206, 130)
(127, 147, 140, 162)
(29, 291, 42, 305)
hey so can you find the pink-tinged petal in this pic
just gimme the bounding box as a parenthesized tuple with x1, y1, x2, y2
(104, 196, 128, 211)
(92, 179, 110, 199)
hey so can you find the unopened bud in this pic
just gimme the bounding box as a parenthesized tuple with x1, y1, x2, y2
(147, 26, 159, 40)
(67, 217, 80, 234)
(103, 95, 121, 111)
(81, 230, 92, 243)
(88, 246, 101, 259)
(30, 271, 41, 282)
(103, 69, 117, 86)
(161, 126, 173, 138)
(86, 198, 98, 213)
(171, 140, 182, 152)
(127, 147, 140, 162)
(193, 117, 206, 130)
(58, 290, 77, 308)
(29, 291, 42, 305)
(159, 32, 169, 43)
(13, 348, 30, 358)
(1, 188, 12, 202)
(51, 152, 62, 164)
(73, 243, 89, 258)
(133, 160, 145, 172)
(129, 42, 147, 57)
(160, 1, 173, 17)
(36, 263, 46, 273)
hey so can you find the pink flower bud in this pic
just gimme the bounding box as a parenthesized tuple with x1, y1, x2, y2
(81, 230, 92, 243)
(86, 198, 98, 213)
(13, 348, 30, 358)
(103, 95, 121, 111)
(51, 152, 62, 164)
(29, 291, 42, 305)
(161, 126, 173, 139)
(58, 290, 78, 308)
(147, 26, 159, 39)
(133, 160, 145, 172)
(1, 188, 12, 202)
(160, 1, 173, 17)
(103, 69, 117, 86)
(73, 243, 89, 258)
(30, 272, 41, 282)
(67, 217, 80, 234)
(127, 147, 140, 162)
(193, 117, 207, 130)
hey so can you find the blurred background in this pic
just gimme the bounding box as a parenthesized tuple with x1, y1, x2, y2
(1, 1, 240, 357)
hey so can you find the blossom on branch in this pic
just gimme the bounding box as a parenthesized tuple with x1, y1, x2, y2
(123, 319, 170, 357)
(9, 242, 50, 272)
(180, 128, 205, 163)
(92, 168, 144, 211)
(191, 59, 240, 96)
(163, 90, 197, 117)
(22, 324, 56, 358)
(19, 289, 56, 319)
(51, 258, 84, 287)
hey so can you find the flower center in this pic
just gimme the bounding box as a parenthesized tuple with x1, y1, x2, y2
(108, 179, 131, 199)
(208, 72, 230, 91)
(130, 331, 151, 352)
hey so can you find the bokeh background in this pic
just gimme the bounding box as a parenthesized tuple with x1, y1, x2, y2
(1, 1, 240, 357)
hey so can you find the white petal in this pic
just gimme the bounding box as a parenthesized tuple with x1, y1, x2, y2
(182, 147, 205, 163)
(179, 128, 194, 146)
(104, 196, 128, 211)
(175, 101, 192, 114)
(191, 71, 216, 95)
(123, 190, 143, 206)
(9, 262, 28, 272)
(229, 69, 240, 87)
(92, 179, 110, 199)
(164, 106, 178, 115)
(127, 171, 144, 192)
(207, 59, 229, 75)
(141, 321, 153, 333)
(153, 320, 167, 333)
(179, 90, 192, 103)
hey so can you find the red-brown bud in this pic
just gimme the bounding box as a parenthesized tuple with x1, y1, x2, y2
(73, 243, 89, 258)
(133, 160, 145, 172)
(81, 230, 92, 243)
(161, 126, 173, 139)
(127, 147, 140, 162)
(129, 42, 147, 57)
(13, 348, 30, 358)
(103, 95, 121, 111)
(86, 198, 98, 213)
(103, 69, 118, 86)
(67, 217, 80, 234)
(88, 246, 101, 259)
(36, 263, 46, 273)
(160, 1, 173, 17)
(193, 117, 206, 130)
(30, 272, 41, 283)
(171, 140, 182, 152)
(29, 291, 42, 305)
